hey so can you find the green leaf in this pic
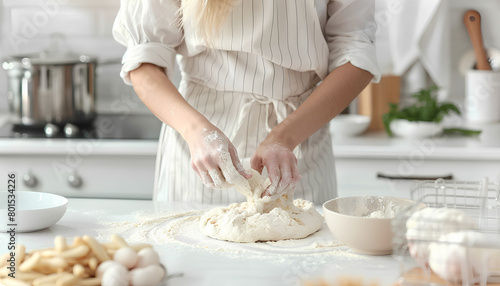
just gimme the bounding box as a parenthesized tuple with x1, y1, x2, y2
(381, 86, 461, 136)
(442, 128, 481, 136)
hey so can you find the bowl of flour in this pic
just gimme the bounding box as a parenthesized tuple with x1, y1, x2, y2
(323, 196, 416, 255)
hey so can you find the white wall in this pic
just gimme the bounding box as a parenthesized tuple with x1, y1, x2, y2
(1, 0, 499, 115)
(448, 0, 500, 102)
(0, 0, 149, 114)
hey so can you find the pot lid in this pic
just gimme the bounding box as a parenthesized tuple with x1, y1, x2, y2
(3, 33, 97, 68)
(3, 52, 96, 67)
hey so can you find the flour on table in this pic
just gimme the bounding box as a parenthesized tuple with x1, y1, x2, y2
(96, 208, 365, 261)
(199, 170, 323, 243)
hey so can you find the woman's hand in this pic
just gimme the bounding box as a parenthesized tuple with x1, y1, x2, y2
(250, 134, 301, 198)
(187, 126, 251, 189)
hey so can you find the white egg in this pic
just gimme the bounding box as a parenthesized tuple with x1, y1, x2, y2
(128, 264, 165, 286)
(96, 260, 123, 277)
(113, 247, 138, 269)
(101, 264, 129, 286)
(133, 248, 160, 269)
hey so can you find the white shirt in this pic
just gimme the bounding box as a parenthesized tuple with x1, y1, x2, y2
(113, 0, 380, 204)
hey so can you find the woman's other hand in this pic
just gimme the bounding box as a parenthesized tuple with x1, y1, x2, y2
(250, 135, 301, 198)
(188, 126, 252, 189)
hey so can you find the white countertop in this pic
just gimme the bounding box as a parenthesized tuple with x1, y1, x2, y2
(1, 198, 404, 286)
(0, 138, 158, 156)
(2, 129, 500, 160)
(332, 131, 500, 160)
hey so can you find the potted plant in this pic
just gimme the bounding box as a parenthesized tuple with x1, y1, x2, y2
(382, 86, 474, 138)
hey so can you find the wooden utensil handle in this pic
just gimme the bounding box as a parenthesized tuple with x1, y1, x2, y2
(464, 10, 492, 70)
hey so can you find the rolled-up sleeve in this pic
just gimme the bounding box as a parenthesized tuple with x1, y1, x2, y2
(325, 0, 381, 83)
(112, 0, 183, 85)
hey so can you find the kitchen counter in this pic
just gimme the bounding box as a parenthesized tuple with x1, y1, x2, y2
(331, 131, 500, 198)
(0, 137, 158, 156)
(1, 198, 404, 286)
(0, 114, 161, 199)
(332, 130, 500, 160)
(1, 130, 499, 158)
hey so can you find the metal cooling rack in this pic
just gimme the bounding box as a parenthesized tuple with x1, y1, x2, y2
(392, 178, 500, 286)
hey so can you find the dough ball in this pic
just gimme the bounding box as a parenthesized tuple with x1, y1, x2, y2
(200, 170, 323, 243)
(113, 247, 138, 269)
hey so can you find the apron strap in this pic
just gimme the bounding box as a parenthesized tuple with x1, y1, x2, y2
(232, 94, 303, 160)
(236, 95, 299, 134)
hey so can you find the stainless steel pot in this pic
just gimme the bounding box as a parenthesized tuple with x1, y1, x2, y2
(2, 53, 97, 126)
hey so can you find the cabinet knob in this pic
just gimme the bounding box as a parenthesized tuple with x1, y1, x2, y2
(67, 173, 82, 188)
(23, 172, 38, 188)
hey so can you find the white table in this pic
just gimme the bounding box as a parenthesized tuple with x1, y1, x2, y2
(1, 198, 405, 286)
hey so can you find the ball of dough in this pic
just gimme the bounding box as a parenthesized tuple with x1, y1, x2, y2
(128, 264, 165, 286)
(96, 260, 123, 278)
(200, 170, 323, 243)
(113, 247, 138, 269)
(134, 248, 160, 269)
(101, 264, 129, 286)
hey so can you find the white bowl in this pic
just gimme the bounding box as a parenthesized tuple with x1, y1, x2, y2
(323, 196, 416, 255)
(330, 114, 371, 137)
(0, 191, 68, 232)
(390, 119, 443, 138)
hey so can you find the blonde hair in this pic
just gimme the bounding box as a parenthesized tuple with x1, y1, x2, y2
(180, 0, 234, 45)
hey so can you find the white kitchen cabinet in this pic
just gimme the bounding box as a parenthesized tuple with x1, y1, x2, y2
(0, 139, 158, 199)
(332, 132, 500, 199)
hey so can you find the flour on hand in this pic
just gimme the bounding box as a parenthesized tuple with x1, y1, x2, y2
(199, 169, 323, 243)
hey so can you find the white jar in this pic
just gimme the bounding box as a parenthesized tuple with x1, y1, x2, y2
(465, 70, 500, 123)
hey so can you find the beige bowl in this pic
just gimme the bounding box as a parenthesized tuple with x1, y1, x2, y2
(323, 196, 415, 255)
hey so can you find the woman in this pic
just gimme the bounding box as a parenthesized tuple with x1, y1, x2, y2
(113, 0, 380, 204)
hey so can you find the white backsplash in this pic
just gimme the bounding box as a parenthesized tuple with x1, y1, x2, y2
(0, 0, 499, 114)
(449, 0, 500, 103)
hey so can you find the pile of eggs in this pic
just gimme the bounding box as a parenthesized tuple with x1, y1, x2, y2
(98, 247, 165, 286)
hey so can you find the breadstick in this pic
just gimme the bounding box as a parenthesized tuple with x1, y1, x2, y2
(13, 271, 45, 281)
(82, 236, 110, 262)
(102, 242, 119, 250)
(37, 257, 68, 272)
(55, 274, 78, 286)
(73, 264, 87, 278)
(0, 277, 31, 286)
(58, 245, 89, 259)
(88, 257, 98, 272)
(36, 283, 57, 286)
(54, 236, 67, 253)
(71, 237, 85, 248)
(0, 252, 9, 267)
(105, 248, 117, 257)
(0, 267, 8, 277)
(130, 243, 153, 251)
(110, 234, 129, 248)
(15, 244, 26, 265)
(32, 273, 69, 285)
(38, 249, 56, 258)
(19, 252, 41, 272)
(74, 277, 101, 286)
